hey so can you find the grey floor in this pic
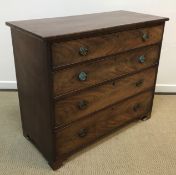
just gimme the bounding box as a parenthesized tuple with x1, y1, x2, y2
(0, 91, 176, 174)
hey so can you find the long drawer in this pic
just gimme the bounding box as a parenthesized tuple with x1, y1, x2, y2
(55, 90, 153, 156)
(53, 45, 160, 96)
(52, 25, 163, 68)
(54, 67, 156, 126)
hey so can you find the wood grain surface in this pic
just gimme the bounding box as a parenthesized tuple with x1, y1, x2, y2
(54, 67, 156, 126)
(6, 11, 168, 40)
(55, 90, 153, 156)
(52, 25, 163, 67)
(11, 29, 54, 162)
(53, 45, 160, 96)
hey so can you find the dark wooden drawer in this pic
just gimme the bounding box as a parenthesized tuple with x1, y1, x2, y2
(53, 45, 160, 96)
(54, 66, 156, 126)
(52, 25, 163, 68)
(55, 90, 153, 156)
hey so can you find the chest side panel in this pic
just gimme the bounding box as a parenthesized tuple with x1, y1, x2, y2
(11, 29, 55, 162)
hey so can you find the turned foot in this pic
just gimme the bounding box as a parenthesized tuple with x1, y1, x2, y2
(23, 133, 31, 140)
(140, 114, 151, 121)
(49, 159, 64, 170)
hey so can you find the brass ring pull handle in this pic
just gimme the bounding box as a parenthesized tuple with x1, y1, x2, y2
(138, 55, 145, 63)
(78, 100, 88, 110)
(78, 128, 88, 138)
(135, 79, 144, 87)
(79, 47, 89, 56)
(78, 71, 87, 81)
(142, 32, 149, 41)
(133, 103, 141, 112)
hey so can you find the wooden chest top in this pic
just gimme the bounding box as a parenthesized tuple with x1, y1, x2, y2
(6, 10, 168, 40)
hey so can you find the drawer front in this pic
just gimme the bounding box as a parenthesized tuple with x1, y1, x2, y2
(52, 25, 163, 67)
(54, 67, 156, 126)
(55, 90, 153, 156)
(53, 45, 160, 96)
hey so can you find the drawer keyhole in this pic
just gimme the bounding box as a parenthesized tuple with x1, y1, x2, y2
(135, 79, 144, 87)
(133, 103, 141, 112)
(78, 100, 88, 110)
(78, 128, 88, 138)
(112, 81, 116, 86)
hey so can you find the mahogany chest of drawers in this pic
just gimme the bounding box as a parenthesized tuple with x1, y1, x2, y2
(6, 11, 169, 170)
